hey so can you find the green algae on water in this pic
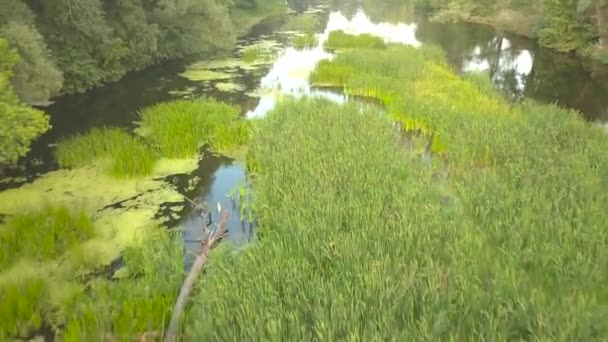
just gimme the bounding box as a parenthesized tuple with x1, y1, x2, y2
(178, 69, 235, 82)
(215, 82, 247, 93)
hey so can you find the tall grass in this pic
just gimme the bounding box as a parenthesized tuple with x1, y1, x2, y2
(55, 127, 157, 178)
(61, 228, 184, 341)
(138, 99, 249, 158)
(291, 33, 318, 49)
(324, 30, 387, 50)
(0, 205, 95, 270)
(184, 43, 608, 338)
(0, 275, 48, 340)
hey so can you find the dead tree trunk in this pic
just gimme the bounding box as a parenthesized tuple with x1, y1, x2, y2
(163, 209, 229, 342)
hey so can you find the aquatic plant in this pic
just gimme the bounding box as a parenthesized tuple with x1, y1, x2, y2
(138, 99, 249, 158)
(0, 275, 48, 340)
(184, 41, 608, 338)
(0, 205, 95, 270)
(61, 227, 184, 341)
(291, 33, 318, 49)
(324, 30, 387, 50)
(55, 127, 157, 178)
(242, 47, 262, 63)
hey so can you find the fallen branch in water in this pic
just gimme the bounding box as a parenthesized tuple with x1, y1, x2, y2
(163, 208, 229, 342)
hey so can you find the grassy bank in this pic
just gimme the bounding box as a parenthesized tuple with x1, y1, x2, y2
(183, 35, 608, 339)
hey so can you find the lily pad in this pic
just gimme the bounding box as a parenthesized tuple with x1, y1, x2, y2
(179, 69, 235, 82)
(215, 82, 247, 93)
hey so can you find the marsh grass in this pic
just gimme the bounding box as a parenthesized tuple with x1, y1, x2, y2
(324, 30, 387, 50)
(291, 33, 318, 49)
(55, 128, 157, 178)
(61, 227, 184, 341)
(184, 39, 608, 338)
(242, 47, 262, 63)
(138, 99, 249, 158)
(0, 205, 95, 270)
(0, 275, 48, 340)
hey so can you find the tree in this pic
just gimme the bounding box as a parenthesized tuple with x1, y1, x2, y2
(579, 0, 608, 48)
(147, 0, 236, 60)
(1, 23, 64, 105)
(0, 0, 63, 105)
(0, 38, 50, 170)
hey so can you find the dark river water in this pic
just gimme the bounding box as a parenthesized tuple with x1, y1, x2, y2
(6, 0, 608, 246)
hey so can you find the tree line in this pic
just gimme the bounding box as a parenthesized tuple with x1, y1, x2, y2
(0, 0, 268, 171)
(420, 0, 608, 59)
(0, 0, 238, 105)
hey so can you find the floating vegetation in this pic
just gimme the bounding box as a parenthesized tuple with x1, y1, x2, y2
(324, 30, 387, 50)
(215, 81, 247, 93)
(168, 86, 197, 97)
(138, 99, 249, 158)
(178, 68, 235, 82)
(291, 33, 318, 49)
(55, 128, 157, 178)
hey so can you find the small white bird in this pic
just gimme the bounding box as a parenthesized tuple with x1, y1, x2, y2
(217, 201, 222, 213)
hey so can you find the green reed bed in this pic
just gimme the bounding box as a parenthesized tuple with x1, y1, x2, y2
(183, 37, 608, 338)
(0, 275, 49, 340)
(291, 33, 318, 49)
(61, 228, 183, 341)
(55, 127, 157, 178)
(138, 99, 249, 158)
(0, 222, 183, 341)
(0, 205, 95, 270)
(324, 30, 387, 50)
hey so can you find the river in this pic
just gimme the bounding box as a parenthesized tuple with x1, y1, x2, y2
(6, 0, 608, 248)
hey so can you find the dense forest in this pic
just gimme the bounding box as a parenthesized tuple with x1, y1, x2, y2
(0, 0, 277, 170)
(0, 0, 237, 104)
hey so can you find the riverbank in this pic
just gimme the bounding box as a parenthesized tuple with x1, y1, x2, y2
(431, 7, 540, 39)
(430, 6, 608, 64)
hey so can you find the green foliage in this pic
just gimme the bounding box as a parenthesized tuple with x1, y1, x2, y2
(230, 0, 288, 35)
(0, 38, 50, 167)
(0, 0, 239, 94)
(138, 99, 249, 158)
(61, 228, 183, 341)
(0, 275, 48, 340)
(0, 205, 94, 270)
(324, 30, 388, 50)
(291, 33, 318, 49)
(538, 0, 594, 52)
(0, 22, 64, 105)
(186, 38, 608, 339)
(282, 14, 320, 33)
(55, 127, 157, 178)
